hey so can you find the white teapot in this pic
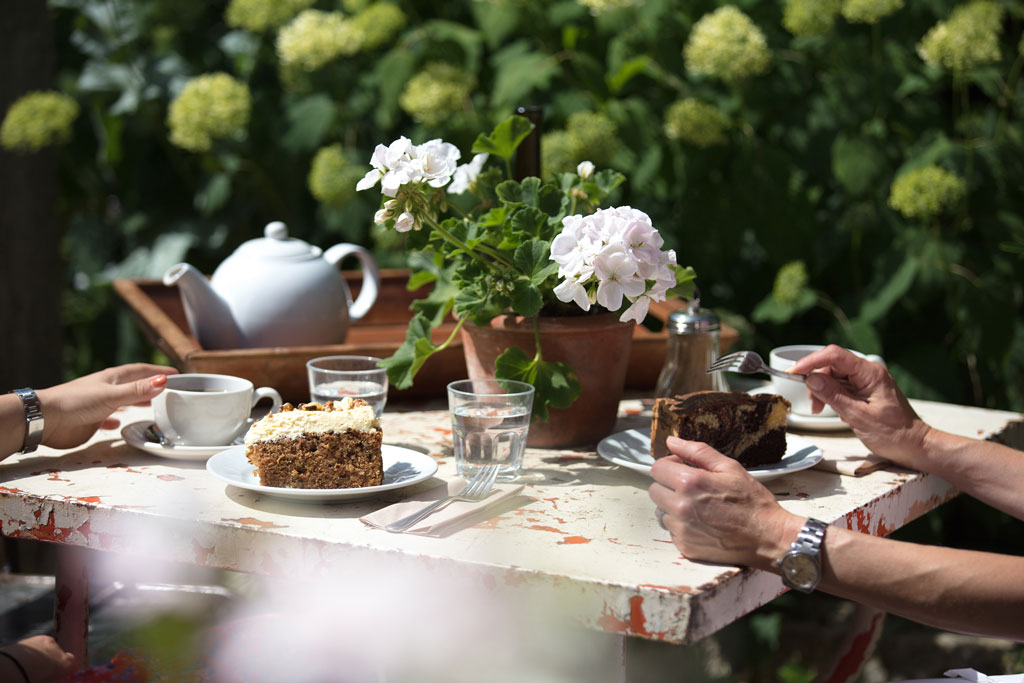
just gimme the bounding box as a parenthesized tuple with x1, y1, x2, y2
(163, 221, 380, 349)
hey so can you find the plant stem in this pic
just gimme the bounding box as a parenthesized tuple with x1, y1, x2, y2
(996, 53, 1023, 142)
(426, 216, 501, 270)
(532, 316, 543, 361)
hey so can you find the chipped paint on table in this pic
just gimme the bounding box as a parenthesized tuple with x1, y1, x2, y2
(0, 399, 1020, 646)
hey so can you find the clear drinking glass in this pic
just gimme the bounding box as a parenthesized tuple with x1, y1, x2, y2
(447, 379, 535, 482)
(306, 355, 388, 416)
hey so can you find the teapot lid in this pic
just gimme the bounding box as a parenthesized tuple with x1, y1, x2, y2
(233, 222, 322, 261)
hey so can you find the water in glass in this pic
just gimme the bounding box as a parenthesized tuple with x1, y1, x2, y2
(451, 402, 530, 481)
(311, 380, 387, 416)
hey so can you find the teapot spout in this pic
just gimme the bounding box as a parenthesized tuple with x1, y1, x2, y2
(163, 263, 244, 349)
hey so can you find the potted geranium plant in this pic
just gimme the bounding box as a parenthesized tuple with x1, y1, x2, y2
(357, 115, 696, 446)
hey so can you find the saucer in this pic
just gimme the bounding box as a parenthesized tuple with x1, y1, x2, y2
(748, 386, 851, 432)
(121, 422, 241, 461)
(596, 429, 823, 481)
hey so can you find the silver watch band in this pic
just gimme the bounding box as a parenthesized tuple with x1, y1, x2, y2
(11, 388, 44, 454)
(793, 517, 827, 553)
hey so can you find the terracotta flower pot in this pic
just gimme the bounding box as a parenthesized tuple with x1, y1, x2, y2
(460, 313, 634, 448)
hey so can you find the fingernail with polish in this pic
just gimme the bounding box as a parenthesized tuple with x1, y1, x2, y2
(151, 374, 167, 387)
(806, 373, 825, 390)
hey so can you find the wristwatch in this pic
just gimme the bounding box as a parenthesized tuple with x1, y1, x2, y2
(777, 517, 828, 593)
(11, 388, 44, 454)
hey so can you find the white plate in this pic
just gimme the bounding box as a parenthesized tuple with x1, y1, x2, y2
(121, 422, 239, 461)
(206, 445, 439, 502)
(596, 430, 823, 481)
(748, 385, 851, 431)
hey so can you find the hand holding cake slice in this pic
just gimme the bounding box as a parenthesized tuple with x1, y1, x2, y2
(243, 398, 383, 489)
(651, 391, 791, 467)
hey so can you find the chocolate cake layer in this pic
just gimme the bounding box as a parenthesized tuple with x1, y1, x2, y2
(651, 391, 790, 467)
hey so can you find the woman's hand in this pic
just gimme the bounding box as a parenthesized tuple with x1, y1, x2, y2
(36, 363, 177, 450)
(787, 345, 931, 469)
(649, 437, 801, 570)
(0, 635, 78, 682)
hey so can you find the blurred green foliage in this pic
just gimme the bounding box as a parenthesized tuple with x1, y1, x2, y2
(4, 0, 1023, 412)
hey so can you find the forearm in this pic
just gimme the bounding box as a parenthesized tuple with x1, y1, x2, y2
(919, 428, 1024, 519)
(753, 523, 1024, 641)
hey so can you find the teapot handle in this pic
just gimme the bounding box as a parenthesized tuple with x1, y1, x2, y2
(323, 243, 380, 322)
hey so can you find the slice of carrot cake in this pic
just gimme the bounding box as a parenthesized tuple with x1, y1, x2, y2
(243, 398, 383, 489)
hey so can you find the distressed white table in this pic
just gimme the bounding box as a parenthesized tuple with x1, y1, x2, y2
(0, 399, 1020, 678)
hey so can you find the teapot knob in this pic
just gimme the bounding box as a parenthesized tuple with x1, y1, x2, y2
(265, 221, 288, 240)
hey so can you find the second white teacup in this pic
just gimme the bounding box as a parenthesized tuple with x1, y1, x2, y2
(152, 373, 282, 446)
(769, 345, 885, 417)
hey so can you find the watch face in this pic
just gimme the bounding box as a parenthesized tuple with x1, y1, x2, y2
(781, 552, 819, 591)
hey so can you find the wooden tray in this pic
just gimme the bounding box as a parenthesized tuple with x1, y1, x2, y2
(114, 270, 736, 404)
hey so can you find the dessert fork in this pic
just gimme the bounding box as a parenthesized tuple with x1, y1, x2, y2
(707, 351, 854, 390)
(385, 463, 500, 533)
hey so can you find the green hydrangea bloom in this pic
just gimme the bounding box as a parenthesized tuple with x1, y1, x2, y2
(888, 165, 966, 219)
(685, 6, 771, 83)
(566, 111, 619, 165)
(351, 3, 407, 52)
(224, 0, 315, 32)
(540, 130, 581, 175)
(399, 62, 475, 126)
(664, 98, 730, 148)
(0, 91, 79, 153)
(577, 0, 640, 14)
(917, 1, 1004, 72)
(308, 144, 363, 207)
(277, 10, 360, 72)
(784, 0, 841, 36)
(167, 73, 251, 152)
(841, 0, 904, 24)
(341, 0, 370, 11)
(773, 260, 809, 305)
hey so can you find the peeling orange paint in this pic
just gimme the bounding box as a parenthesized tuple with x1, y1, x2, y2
(157, 475, 185, 482)
(432, 427, 452, 436)
(596, 596, 669, 639)
(72, 496, 101, 504)
(528, 525, 564, 534)
(223, 517, 287, 529)
(107, 464, 143, 474)
(559, 536, 590, 545)
(544, 497, 560, 509)
(624, 408, 642, 416)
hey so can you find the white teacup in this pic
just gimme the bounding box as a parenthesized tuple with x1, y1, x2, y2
(152, 373, 282, 446)
(769, 345, 885, 417)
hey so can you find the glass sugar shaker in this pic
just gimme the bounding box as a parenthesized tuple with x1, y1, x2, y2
(655, 299, 727, 398)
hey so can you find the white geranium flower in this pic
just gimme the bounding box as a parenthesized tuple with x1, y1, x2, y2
(413, 139, 461, 188)
(577, 160, 595, 180)
(554, 277, 591, 311)
(357, 136, 418, 196)
(620, 294, 652, 324)
(594, 247, 646, 311)
(394, 211, 416, 232)
(449, 153, 489, 194)
(550, 206, 679, 319)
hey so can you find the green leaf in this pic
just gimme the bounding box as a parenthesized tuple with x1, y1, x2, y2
(379, 314, 441, 389)
(592, 169, 626, 200)
(858, 258, 918, 324)
(453, 281, 502, 325)
(513, 240, 558, 284)
(281, 94, 337, 153)
(751, 290, 816, 324)
(506, 206, 548, 240)
(194, 173, 232, 216)
(665, 266, 698, 301)
(406, 269, 437, 291)
(510, 280, 543, 317)
(831, 135, 885, 198)
(488, 41, 560, 109)
(472, 115, 535, 161)
(494, 347, 580, 421)
(607, 55, 652, 93)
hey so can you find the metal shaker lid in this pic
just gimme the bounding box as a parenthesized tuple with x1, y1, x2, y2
(667, 299, 720, 335)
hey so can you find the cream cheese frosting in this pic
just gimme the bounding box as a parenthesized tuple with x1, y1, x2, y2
(243, 397, 380, 445)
